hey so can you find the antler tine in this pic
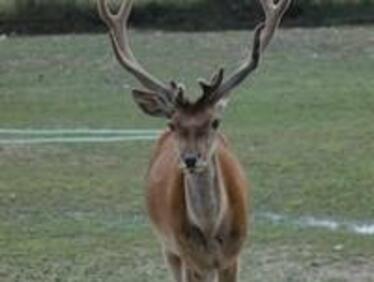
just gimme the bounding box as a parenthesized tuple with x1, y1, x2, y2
(198, 68, 224, 94)
(97, 0, 113, 27)
(259, 0, 292, 51)
(118, 0, 132, 23)
(210, 23, 264, 102)
(209, 0, 291, 102)
(98, 0, 134, 62)
(260, 0, 291, 17)
(97, 0, 176, 100)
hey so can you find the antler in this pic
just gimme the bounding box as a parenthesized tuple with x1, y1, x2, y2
(204, 0, 292, 103)
(98, 0, 291, 116)
(97, 0, 179, 106)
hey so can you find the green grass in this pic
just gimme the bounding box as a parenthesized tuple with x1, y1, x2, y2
(0, 26, 374, 281)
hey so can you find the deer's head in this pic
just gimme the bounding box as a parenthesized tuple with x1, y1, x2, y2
(98, 0, 291, 173)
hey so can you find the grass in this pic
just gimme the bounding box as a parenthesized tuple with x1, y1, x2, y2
(0, 26, 374, 281)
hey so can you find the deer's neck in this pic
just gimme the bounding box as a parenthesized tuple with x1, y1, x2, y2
(184, 155, 227, 237)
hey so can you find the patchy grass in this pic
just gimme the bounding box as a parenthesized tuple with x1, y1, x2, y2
(0, 26, 374, 281)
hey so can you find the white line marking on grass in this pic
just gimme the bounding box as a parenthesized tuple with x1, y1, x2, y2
(0, 128, 162, 144)
(0, 129, 162, 135)
(1, 129, 372, 236)
(257, 212, 374, 236)
(0, 135, 159, 144)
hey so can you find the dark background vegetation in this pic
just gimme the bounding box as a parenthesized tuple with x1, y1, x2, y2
(0, 0, 374, 34)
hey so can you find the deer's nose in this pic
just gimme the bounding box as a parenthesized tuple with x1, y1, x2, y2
(183, 154, 198, 169)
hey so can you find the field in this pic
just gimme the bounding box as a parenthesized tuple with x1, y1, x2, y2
(0, 26, 374, 281)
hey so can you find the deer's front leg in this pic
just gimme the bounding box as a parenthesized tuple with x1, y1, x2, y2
(165, 250, 183, 282)
(183, 267, 216, 282)
(218, 261, 238, 282)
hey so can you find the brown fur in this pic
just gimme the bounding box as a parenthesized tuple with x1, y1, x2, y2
(146, 130, 249, 278)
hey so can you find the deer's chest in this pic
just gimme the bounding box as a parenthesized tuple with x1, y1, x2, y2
(178, 224, 238, 271)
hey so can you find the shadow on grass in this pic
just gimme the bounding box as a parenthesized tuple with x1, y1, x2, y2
(0, 0, 373, 35)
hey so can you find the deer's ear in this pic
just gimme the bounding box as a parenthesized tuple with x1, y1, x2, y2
(132, 89, 173, 118)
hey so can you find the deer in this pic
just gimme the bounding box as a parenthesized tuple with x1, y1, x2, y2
(97, 0, 291, 281)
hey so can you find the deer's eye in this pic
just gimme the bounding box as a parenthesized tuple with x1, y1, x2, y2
(168, 122, 175, 131)
(212, 119, 220, 130)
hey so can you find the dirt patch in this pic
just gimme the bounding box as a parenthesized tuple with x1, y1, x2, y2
(242, 245, 374, 282)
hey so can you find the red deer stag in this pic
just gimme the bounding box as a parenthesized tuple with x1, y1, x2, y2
(98, 0, 291, 280)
